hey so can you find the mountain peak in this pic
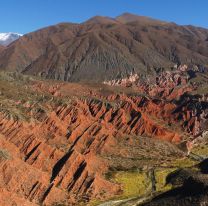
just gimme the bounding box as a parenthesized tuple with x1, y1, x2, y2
(84, 15, 118, 24)
(116, 13, 167, 24)
(0, 33, 22, 46)
(84, 13, 167, 26)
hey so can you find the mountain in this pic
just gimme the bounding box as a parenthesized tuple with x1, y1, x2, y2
(84, 15, 119, 24)
(0, 33, 22, 46)
(0, 14, 208, 82)
(0, 45, 4, 52)
(116, 12, 168, 24)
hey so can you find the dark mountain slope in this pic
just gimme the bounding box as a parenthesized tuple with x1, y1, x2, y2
(0, 45, 4, 52)
(0, 13, 208, 82)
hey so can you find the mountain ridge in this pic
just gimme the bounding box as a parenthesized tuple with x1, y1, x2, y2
(0, 14, 208, 82)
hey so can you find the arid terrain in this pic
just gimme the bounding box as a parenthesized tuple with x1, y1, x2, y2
(0, 13, 208, 206)
(0, 64, 208, 206)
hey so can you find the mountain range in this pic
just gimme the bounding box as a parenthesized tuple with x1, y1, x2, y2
(0, 13, 208, 82)
(0, 32, 22, 46)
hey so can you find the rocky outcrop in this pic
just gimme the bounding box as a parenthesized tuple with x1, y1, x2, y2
(104, 65, 191, 99)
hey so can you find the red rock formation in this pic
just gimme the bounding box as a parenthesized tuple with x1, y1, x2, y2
(0, 89, 185, 205)
(1, 68, 208, 205)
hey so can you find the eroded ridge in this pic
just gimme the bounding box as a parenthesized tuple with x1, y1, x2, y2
(0, 68, 208, 205)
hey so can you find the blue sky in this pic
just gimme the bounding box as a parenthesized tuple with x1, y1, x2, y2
(0, 0, 207, 34)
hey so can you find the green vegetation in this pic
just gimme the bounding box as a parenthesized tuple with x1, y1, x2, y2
(192, 145, 208, 156)
(170, 157, 197, 168)
(101, 167, 177, 205)
(155, 168, 176, 192)
(113, 171, 151, 198)
(105, 156, 198, 203)
(161, 156, 197, 169)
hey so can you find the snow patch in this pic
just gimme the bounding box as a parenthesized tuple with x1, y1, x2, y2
(0, 33, 23, 46)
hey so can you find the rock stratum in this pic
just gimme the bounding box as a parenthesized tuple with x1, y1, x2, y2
(0, 64, 208, 205)
(0, 13, 208, 82)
